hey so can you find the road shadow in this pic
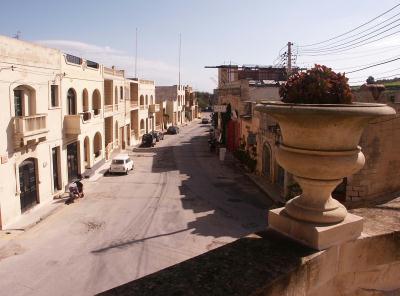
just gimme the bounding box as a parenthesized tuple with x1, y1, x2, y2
(148, 124, 275, 239)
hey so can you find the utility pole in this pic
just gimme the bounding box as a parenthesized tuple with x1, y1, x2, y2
(287, 41, 293, 74)
(135, 28, 138, 78)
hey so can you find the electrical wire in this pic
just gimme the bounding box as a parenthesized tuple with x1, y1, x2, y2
(334, 54, 400, 71)
(299, 3, 400, 47)
(301, 18, 400, 53)
(347, 66, 400, 80)
(297, 45, 400, 63)
(307, 11, 400, 49)
(299, 26, 400, 55)
(346, 56, 400, 73)
(0, 57, 60, 71)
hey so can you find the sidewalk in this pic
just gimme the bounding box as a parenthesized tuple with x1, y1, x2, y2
(4, 199, 65, 231)
(245, 173, 285, 206)
(220, 150, 285, 206)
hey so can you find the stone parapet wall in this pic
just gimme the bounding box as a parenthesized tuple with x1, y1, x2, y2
(98, 198, 400, 296)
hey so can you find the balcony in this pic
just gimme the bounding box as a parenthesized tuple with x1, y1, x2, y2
(104, 105, 113, 117)
(14, 114, 48, 146)
(130, 101, 138, 109)
(149, 104, 160, 113)
(64, 113, 91, 135)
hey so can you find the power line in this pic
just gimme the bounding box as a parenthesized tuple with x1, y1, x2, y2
(346, 56, 400, 73)
(299, 3, 400, 47)
(310, 11, 400, 49)
(301, 17, 400, 53)
(298, 28, 400, 55)
(335, 54, 400, 71)
(297, 45, 400, 62)
(347, 66, 400, 80)
(299, 25, 400, 55)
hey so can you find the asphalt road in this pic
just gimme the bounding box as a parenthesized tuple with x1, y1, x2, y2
(0, 120, 274, 296)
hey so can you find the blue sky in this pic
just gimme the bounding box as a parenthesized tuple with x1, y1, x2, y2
(1, 0, 400, 91)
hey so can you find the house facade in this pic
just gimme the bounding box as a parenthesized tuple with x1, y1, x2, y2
(0, 36, 64, 228)
(185, 86, 199, 121)
(0, 36, 169, 228)
(155, 85, 186, 126)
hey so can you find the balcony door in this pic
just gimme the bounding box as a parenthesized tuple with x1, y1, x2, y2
(14, 90, 23, 116)
(67, 88, 77, 115)
(19, 158, 38, 213)
(67, 142, 79, 182)
(52, 147, 61, 191)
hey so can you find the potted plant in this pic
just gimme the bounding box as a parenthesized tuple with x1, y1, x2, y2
(255, 65, 395, 225)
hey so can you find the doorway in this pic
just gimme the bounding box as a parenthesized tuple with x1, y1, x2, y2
(52, 147, 61, 191)
(19, 158, 38, 213)
(67, 142, 79, 182)
(263, 143, 271, 181)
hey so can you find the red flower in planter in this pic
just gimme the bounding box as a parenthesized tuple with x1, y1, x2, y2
(279, 64, 354, 104)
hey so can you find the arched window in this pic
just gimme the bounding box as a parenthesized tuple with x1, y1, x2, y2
(67, 88, 77, 115)
(92, 89, 101, 116)
(93, 132, 102, 158)
(140, 95, 144, 106)
(84, 136, 90, 166)
(115, 122, 119, 144)
(140, 119, 145, 129)
(82, 89, 89, 112)
(114, 86, 118, 104)
(120, 86, 123, 101)
(145, 95, 148, 105)
(18, 157, 38, 212)
(150, 95, 154, 105)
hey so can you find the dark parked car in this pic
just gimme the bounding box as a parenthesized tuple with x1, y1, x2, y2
(201, 118, 209, 124)
(141, 133, 156, 147)
(151, 131, 164, 142)
(167, 126, 180, 134)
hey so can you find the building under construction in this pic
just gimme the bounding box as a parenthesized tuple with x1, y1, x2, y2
(205, 65, 290, 88)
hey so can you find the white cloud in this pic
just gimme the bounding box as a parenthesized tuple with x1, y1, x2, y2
(35, 39, 179, 86)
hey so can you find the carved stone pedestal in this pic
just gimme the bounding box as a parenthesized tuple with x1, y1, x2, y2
(269, 208, 363, 250)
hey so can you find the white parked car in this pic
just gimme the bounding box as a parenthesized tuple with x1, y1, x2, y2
(109, 154, 134, 175)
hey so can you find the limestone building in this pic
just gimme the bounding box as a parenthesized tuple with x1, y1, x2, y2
(0, 36, 162, 228)
(155, 85, 186, 126)
(185, 85, 199, 121)
(0, 36, 64, 228)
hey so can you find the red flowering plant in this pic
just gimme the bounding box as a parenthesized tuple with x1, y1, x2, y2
(279, 64, 354, 104)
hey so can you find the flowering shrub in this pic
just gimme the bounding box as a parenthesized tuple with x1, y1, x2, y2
(279, 64, 354, 104)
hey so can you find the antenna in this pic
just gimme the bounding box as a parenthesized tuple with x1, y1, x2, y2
(135, 28, 138, 78)
(13, 30, 21, 39)
(178, 33, 181, 86)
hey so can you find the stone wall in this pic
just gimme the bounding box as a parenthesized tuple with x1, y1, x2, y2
(98, 197, 400, 296)
(348, 87, 400, 205)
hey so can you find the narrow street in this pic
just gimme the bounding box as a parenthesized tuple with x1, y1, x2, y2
(0, 120, 274, 296)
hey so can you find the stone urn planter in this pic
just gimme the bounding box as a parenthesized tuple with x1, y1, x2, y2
(256, 101, 395, 225)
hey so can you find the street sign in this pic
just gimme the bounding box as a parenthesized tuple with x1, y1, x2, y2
(213, 105, 227, 113)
